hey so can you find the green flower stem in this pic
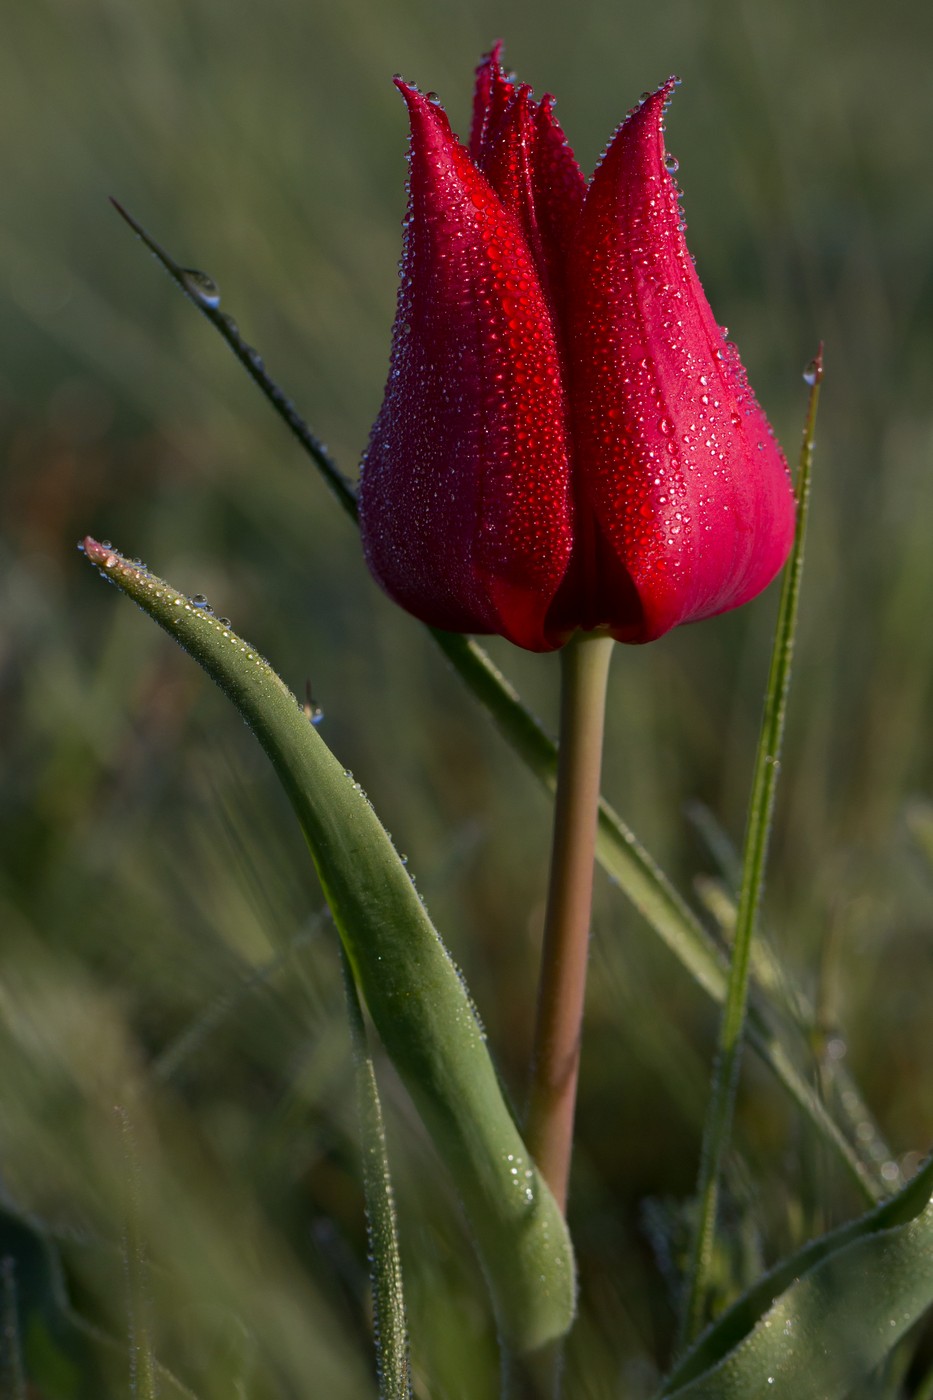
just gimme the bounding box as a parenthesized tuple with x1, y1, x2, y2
(526, 633, 615, 1212)
(677, 352, 822, 1350)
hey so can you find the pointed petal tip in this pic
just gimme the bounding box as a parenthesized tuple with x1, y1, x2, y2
(392, 75, 422, 103)
(394, 79, 456, 143)
(632, 75, 681, 124)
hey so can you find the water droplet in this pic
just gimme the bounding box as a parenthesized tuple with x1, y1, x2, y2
(803, 357, 821, 386)
(181, 269, 221, 307)
(664, 153, 679, 174)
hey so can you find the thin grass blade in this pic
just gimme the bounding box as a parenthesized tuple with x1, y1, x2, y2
(677, 350, 824, 1348)
(339, 948, 412, 1399)
(1, 1258, 27, 1400)
(108, 200, 357, 521)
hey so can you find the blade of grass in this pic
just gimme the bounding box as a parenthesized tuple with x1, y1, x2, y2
(116, 1106, 158, 1400)
(339, 947, 412, 1400)
(677, 350, 824, 1350)
(1, 1258, 26, 1400)
(111, 209, 887, 1198)
(108, 199, 357, 521)
(0, 1193, 201, 1400)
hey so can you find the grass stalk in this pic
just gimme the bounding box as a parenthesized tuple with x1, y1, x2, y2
(676, 349, 823, 1349)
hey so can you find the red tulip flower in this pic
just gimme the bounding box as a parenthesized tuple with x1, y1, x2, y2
(359, 46, 796, 652)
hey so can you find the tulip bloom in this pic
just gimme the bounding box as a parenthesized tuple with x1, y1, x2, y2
(359, 47, 795, 652)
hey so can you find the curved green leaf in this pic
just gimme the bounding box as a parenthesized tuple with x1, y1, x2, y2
(79, 537, 575, 1354)
(662, 1153, 933, 1399)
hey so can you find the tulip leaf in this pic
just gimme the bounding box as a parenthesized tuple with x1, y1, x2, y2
(660, 1152, 933, 1399)
(79, 537, 575, 1355)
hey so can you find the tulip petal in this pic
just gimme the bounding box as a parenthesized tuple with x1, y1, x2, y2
(531, 95, 586, 315)
(568, 79, 796, 642)
(470, 42, 514, 162)
(477, 85, 545, 266)
(359, 84, 574, 652)
(478, 85, 586, 324)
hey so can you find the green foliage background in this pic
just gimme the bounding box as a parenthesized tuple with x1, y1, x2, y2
(2, 0, 933, 1394)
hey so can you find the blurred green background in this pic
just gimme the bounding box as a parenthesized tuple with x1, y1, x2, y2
(3, 0, 933, 1393)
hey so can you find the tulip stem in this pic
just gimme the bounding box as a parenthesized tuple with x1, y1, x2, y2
(526, 632, 615, 1213)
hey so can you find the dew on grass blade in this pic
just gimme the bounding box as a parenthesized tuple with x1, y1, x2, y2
(180, 268, 221, 307)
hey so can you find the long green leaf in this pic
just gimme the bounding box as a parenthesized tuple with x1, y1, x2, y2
(79, 537, 575, 1354)
(661, 1152, 933, 1399)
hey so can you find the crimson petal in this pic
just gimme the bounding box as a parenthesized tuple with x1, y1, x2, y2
(358, 84, 574, 652)
(470, 42, 514, 162)
(568, 79, 796, 642)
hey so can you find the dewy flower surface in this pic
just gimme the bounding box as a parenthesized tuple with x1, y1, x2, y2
(358, 46, 796, 652)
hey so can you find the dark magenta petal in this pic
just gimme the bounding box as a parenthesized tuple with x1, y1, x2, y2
(531, 95, 586, 316)
(568, 79, 796, 642)
(470, 42, 514, 162)
(478, 84, 587, 323)
(358, 84, 574, 652)
(476, 86, 545, 267)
